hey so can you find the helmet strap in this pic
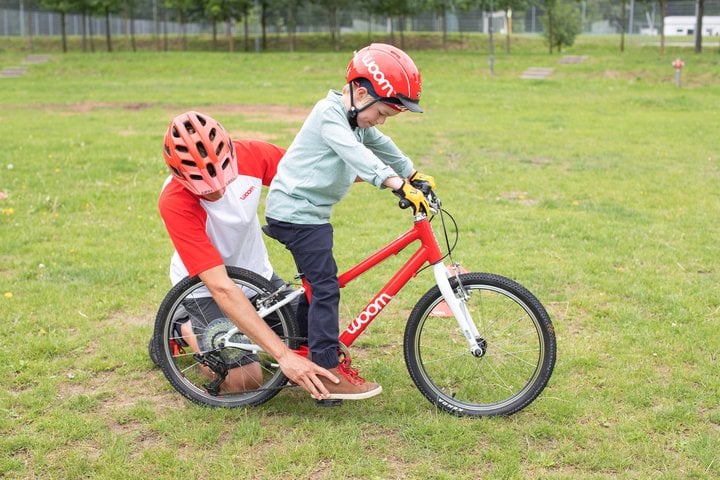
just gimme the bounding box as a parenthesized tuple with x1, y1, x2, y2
(347, 81, 380, 130)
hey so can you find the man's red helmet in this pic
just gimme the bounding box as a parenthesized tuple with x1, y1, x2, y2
(346, 43, 423, 113)
(163, 111, 238, 196)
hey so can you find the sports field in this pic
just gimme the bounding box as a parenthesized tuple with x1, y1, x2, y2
(1, 34, 719, 478)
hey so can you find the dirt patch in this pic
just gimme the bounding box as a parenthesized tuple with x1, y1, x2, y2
(53, 102, 310, 124)
(498, 191, 540, 206)
(57, 368, 186, 411)
(207, 103, 311, 123)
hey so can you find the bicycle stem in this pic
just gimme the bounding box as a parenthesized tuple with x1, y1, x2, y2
(432, 263, 485, 357)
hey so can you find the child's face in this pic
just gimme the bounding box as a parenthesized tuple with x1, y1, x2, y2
(356, 101, 401, 129)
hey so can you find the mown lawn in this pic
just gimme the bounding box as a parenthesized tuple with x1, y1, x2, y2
(1, 34, 719, 478)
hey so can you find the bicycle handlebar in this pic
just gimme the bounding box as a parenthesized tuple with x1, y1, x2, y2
(397, 182, 439, 215)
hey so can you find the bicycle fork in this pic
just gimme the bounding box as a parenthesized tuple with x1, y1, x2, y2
(432, 263, 485, 357)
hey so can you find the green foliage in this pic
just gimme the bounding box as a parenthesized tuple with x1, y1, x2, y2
(542, 0, 582, 53)
(1, 35, 719, 478)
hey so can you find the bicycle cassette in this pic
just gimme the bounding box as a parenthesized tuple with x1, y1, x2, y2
(197, 317, 254, 368)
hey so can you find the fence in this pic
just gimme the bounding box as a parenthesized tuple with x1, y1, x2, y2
(1, 1, 720, 38)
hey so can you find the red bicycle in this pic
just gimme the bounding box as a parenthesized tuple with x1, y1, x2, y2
(152, 188, 556, 417)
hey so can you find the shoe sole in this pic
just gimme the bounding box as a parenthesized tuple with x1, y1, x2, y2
(312, 385, 382, 401)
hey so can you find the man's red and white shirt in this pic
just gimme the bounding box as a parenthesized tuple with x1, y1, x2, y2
(159, 139, 285, 285)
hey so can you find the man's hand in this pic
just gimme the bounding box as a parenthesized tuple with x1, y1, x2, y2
(393, 181, 430, 215)
(276, 351, 339, 399)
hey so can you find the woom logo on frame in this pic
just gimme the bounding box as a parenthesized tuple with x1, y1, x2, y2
(347, 292, 393, 334)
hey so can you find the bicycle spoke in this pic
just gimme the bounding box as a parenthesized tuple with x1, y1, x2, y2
(405, 273, 556, 416)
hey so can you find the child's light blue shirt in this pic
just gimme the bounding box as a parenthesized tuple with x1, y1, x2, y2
(265, 90, 414, 224)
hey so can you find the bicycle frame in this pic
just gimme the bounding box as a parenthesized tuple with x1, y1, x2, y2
(333, 216, 446, 343)
(223, 210, 485, 357)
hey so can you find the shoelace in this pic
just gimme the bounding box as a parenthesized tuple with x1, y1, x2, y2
(337, 357, 365, 385)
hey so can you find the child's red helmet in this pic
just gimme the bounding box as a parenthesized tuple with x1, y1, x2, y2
(163, 111, 238, 196)
(346, 43, 423, 113)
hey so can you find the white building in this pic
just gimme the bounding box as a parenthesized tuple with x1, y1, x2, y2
(664, 16, 720, 36)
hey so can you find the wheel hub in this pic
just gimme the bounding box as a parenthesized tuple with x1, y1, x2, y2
(198, 318, 251, 368)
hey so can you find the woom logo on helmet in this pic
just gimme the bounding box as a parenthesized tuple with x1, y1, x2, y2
(359, 53, 395, 97)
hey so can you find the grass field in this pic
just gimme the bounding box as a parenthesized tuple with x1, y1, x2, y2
(1, 34, 719, 478)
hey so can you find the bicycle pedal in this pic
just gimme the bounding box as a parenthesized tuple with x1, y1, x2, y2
(315, 399, 343, 407)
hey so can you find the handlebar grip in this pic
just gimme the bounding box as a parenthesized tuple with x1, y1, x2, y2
(398, 199, 411, 209)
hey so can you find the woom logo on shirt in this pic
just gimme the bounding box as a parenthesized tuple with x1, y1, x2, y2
(240, 185, 255, 200)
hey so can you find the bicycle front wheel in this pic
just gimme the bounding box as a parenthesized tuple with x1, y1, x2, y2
(152, 267, 299, 408)
(404, 272, 556, 417)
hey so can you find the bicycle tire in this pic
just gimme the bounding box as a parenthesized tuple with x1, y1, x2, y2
(404, 272, 556, 417)
(152, 266, 299, 408)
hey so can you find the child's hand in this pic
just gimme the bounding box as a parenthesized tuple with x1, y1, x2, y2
(392, 182, 430, 215)
(410, 171, 436, 192)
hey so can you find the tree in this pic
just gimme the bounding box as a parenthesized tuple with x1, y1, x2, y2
(40, 0, 74, 52)
(315, 0, 349, 51)
(658, 0, 667, 55)
(541, 0, 580, 53)
(619, 0, 626, 52)
(424, 0, 452, 50)
(364, 0, 414, 48)
(164, 0, 200, 50)
(124, 0, 140, 52)
(492, 0, 531, 53)
(694, 0, 704, 53)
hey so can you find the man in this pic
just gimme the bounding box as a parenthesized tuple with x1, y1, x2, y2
(154, 110, 338, 399)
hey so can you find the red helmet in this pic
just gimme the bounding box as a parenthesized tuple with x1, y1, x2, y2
(346, 43, 423, 113)
(163, 111, 238, 196)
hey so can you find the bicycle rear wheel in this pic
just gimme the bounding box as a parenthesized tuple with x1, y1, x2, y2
(404, 272, 556, 417)
(152, 267, 299, 408)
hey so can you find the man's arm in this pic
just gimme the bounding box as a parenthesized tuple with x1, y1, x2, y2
(198, 265, 338, 398)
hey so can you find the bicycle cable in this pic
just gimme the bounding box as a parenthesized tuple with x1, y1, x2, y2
(416, 200, 459, 275)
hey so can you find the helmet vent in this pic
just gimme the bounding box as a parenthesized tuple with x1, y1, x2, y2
(183, 121, 196, 135)
(209, 128, 216, 141)
(164, 144, 171, 156)
(207, 163, 217, 178)
(181, 160, 196, 167)
(197, 115, 207, 126)
(196, 142, 208, 158)
(221, 158, 230, 170)
(171, 126, 180, 138)
(216, 141, 224, 156)
(189, 174, 203, 180)
(176, 145, 188, 154)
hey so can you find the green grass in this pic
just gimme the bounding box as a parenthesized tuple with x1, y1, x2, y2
(1, 34, 719, 478)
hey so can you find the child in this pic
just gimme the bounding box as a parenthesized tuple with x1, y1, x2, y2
(265, 44, 436, 400)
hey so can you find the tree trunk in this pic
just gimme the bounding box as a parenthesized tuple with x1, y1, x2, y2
(105, 8, 113, 52)
(89, 13, 95, 52)
(81, 12, 87, 52)
(620, 0, 626, 52)
(505, 10, 511, 53)
(60, 11, 67, 52)
(287, 5, 296, 52)
(212, 20, 218, 50)
(244, 12, 249, 51)
(227, 18, 234, 52)
(261, 2, 268, 50)
(694, 0, 704, 53)
(24, 0, 33, 50)
(129, 6, 136, 52)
